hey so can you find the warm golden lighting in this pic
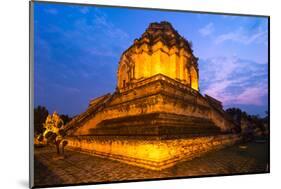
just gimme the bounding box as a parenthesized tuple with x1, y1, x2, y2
(67, 135, 241, 170)
(65, 21, 238, 171)
(117, 48, 199, 91)
(190, 66, 199, 90)
(117, 22, 199, 91)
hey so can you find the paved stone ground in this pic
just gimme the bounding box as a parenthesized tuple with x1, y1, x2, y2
(34, 139, 269, 187)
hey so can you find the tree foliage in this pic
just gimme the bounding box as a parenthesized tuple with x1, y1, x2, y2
(34, 106, 49, 136)
(34, 105, 72, 136)
(226, 107, 268, 135)
(60, 114, 72, 125)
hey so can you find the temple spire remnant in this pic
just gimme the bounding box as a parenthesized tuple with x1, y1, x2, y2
(117, 21, 199, 91)
(65, 21, 239, 171)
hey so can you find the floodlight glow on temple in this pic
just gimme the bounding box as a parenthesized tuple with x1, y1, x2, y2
(62, 21, 240, 170)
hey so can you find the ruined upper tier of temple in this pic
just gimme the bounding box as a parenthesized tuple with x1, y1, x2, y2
(117, 21, 199, 92)
(64, 21, 239, 171)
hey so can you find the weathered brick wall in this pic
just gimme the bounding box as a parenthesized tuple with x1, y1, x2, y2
(66, 134, 241, 170)
(72, 76, 235, 136)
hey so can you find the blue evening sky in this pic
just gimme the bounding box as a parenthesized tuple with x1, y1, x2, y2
(34, 2, 268, 117)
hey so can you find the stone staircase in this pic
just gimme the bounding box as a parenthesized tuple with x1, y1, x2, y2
(89, 112, 221, 138)
(63, 93, 115, 135)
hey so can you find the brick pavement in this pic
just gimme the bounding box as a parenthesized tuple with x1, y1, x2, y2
(34, 140, 268, 187)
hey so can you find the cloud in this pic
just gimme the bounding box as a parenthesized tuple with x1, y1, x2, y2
(200, 56, 268, 106)
(235, 84, 268, 106)
(69, 17, 129, 58)
(34, 38, 52, 63)
(86, 48, 118, 57)
(91, 8, 129, 40)
(79, 7, 89, 14)
(35, 7, 126, 106)
(54, 84, 81, 94)
(199, 22, 215, 37)
(40, 7, 129, 59)
(215, 26, 268, 45)
(44, 8, 58, 15)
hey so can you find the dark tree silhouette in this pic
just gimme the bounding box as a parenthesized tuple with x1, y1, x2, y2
(60, 114, 72, 125)
(263, 111, 268, 124)
(226, 107, 269, 137)
(226, 108, 242, 122)
(226, 108, 243, 132)
(34, 105, 49, 136)
(226, 108, 249, 123)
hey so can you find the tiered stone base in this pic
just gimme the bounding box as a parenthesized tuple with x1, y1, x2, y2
(91, 113, 221, 137)
(66, 134, 241, 170)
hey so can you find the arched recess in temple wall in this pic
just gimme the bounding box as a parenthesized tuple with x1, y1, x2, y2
(183, 65, 190, 85)
(118, 63, 129, 89)
(190, 66, 198, 91)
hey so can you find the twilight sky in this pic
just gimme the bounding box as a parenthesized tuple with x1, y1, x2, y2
(34, 2, 269, 117)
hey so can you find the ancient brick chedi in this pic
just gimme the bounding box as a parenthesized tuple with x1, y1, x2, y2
(64, 21, 240, 170)
(117, 21, 199, 91)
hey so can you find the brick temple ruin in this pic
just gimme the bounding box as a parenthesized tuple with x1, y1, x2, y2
(64, 21, 241, 170)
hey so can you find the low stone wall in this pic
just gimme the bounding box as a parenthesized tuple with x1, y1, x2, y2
(66, 134, 241, 171)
